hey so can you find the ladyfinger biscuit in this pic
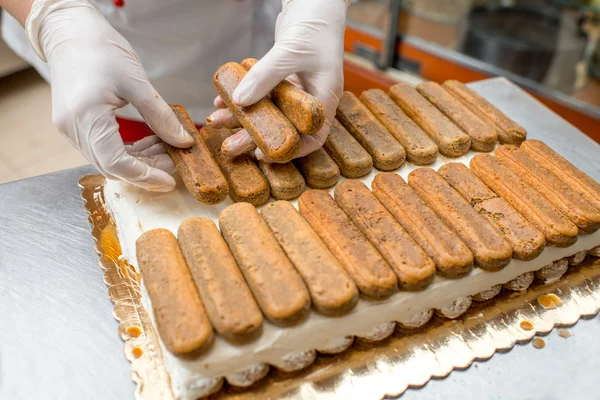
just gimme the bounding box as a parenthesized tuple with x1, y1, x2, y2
(294, 148, 341, 189)
(213, 62, 301, 163)
(360, 89, 438, 165)
(443, 80, 526, 145)
(438, 162, 545, 261)
(470, 154, 579, 247)
(388, 82, 471, 157)
(219, 202, 311, 325)
(271, 350, 317, 373)
(503, 272, 534, 291)
(316, 336, 354, 355)
(472, 285, 502, 302)
(396, 309, 433, 329)
(334, 181, 436, 290)
(323, 118, 373, 178)
(435, 296, 472, 319)
(416, 82, 497, 152)
(336, 91, 406, 171)
(589, 246, 600, 257)
(495, 144, 600, 233)
(371, 173, 473, 278)
(241, 58, 325, 135)
(535, 258, 568, 284)
(408, 168, 513, 271)
(136, 229, 213, 354)
(298, 190, 398, 299)
(568, 251, 587, 265)
(199, 126, 270, 206)
(261, 201, 358, 316)
(166, 105, 228, 204)
(356, 322, 396, 342)
(258, 161, 305, 200)
(177, 217, 263, 343)
(225, 364, 269, 388)
(521, 140, 600, 207)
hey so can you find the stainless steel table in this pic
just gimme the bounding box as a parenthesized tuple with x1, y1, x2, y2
(1, 78, 599, 400)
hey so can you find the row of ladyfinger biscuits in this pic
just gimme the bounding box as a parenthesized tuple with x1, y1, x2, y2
(138, 142, 600, 396)
(137, 139, 600, 356)
(173, 64, 528, 205)
(188, 249, 597, 396)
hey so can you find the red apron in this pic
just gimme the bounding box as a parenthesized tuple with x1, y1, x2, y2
(117, 117, 203, 143)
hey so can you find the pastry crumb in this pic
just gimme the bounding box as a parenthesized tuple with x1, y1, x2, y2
(520, 321, 534, 331)
(132, 347, 143, 358)
(557, 328, 571, 339)
(538, 293, 561, 309)
(532, 338, 545, 349)
(127, 326, 142, 338)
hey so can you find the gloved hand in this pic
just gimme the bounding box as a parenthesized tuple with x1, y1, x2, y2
(207, 0, 348, 160)
(26, 0, 192, 191)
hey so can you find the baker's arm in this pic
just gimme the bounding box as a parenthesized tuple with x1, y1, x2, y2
(1, 0, 34, 24)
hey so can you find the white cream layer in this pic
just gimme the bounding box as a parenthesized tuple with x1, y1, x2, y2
(103, 148, 600, 398)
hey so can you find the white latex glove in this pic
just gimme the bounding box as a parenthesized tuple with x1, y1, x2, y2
(208, 0, 348, 160)
(26, 0, 193, 191)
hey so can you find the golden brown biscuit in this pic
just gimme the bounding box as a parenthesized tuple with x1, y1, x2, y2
(495, 144, 600, 233)
(470, 154, 578, 247)
(388, 82, 471, 157)
(323, 118, 373, 178)
(443, 80, 526, 145)
(438, 162, 546, 261)
(336, 91, 406, 171)
(416, 82, 497, 152)
(334, 181, 436, 290)
(166, 105, 228, 204)
(294, 148, 340, 189)
(521, 140, 600, 208)
(360, 89, 438, 165)
(219, 202, 311, 325)
(177, 218, 263, 343)
(258, 161, 305, 200)
(212, 62, 301, 163)
(261, 201, 359, 315)
(298, 190, 398, 299)
(136, 229, 214, 354)
(371, 173, 473, 278)
(199, 126, 270, 206)
(241, 58, 325, 135)
(408, 168, 513, 271)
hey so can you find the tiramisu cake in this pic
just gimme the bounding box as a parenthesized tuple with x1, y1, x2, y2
(102, 75, 600, 399)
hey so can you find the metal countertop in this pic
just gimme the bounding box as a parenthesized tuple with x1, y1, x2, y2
(1, 78, 599, 400)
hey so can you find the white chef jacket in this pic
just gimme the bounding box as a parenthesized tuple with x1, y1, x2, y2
(1, 0, 281, 124)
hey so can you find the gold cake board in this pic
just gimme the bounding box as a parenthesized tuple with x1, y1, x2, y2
(80, 174, 600, 400)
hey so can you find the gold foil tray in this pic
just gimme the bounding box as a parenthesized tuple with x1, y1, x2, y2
(80, 174, 600, 400)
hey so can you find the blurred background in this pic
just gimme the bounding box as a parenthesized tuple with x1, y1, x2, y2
(0, 0, 599, 184)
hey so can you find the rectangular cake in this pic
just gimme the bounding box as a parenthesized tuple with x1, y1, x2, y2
(104, 148, 600, 400)
(102, 79, 600, 400)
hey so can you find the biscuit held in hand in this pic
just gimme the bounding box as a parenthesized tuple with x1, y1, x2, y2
(166, 105, 229, 205)
(199, 126, 270, 206)
(210, 0, 347, 160)
(212, 62, 301, 163)
(241, 58, 325, 136)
